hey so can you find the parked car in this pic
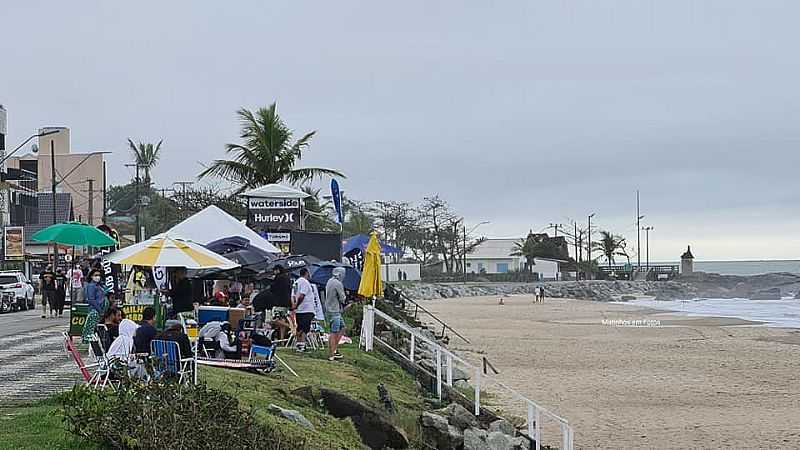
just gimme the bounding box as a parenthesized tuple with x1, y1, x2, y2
(0, 271, 36, 312)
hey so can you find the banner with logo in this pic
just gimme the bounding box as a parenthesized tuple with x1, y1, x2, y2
(248, 197, 302, 230)
(331, 179, 343, 225)
(152, 266, 168, 290)
(3, 226, 24, 259)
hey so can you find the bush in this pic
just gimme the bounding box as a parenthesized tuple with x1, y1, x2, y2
(61, 379, 301, 449)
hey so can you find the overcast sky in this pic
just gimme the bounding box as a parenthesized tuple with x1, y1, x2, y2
(3, 1, 799, 261)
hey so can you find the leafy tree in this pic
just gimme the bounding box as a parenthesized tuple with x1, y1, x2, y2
(593, 230, 628, 267)
(127, 139, 163, 186)
(511, 231, 568, 270)
(199, 103, 344, 192)
(342, 198, 374, 237)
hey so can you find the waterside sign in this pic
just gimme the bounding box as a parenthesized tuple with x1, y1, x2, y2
(248, 197, 302, 230)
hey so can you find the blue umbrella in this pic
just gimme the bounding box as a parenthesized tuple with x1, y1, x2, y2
(309, 261, 361, 291)
(342, 234, 402, 256)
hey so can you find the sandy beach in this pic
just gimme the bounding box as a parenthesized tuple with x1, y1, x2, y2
(424, 295, 800, 449)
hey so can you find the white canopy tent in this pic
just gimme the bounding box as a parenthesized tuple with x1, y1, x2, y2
(161, 205, 280, 253)
(241, 183, 311, 199)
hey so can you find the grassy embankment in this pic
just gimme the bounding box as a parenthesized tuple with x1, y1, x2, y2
(0, 341, 430, 449)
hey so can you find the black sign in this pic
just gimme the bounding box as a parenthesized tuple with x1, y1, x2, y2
(249, 208, 300, 229)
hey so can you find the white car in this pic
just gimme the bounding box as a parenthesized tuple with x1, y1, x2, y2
(0, 271, 36, 313)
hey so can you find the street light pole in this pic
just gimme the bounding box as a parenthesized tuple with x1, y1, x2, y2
(587, 213, 595, 263)
(636, 190, 645, 271)
(50, 140, 57, 227)
(643, 226, 654, 270)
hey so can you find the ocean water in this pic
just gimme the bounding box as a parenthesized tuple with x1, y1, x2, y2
(655, 260, 800, 276)
(621, 298, 800, 328)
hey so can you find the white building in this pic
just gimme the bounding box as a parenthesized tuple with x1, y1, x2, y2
(463, 238, 564, 280)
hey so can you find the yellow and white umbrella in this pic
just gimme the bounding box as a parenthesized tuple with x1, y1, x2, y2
(104, 235, 239, 269)
(358, 231, 383, 299)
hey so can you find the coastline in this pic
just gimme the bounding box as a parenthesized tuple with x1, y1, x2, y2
(423, 295, 800, 449)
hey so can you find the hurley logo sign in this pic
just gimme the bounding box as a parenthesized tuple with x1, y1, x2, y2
(252, 211, 296, 224)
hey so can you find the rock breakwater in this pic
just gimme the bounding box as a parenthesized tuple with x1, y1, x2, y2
(401, 281, 694, 302)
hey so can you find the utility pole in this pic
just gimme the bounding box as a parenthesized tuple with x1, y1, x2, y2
(587, 213, 595, 278)
(549, 223, 560, 237)
(50, 139, 57, 227)
(86, 178, 94, 225)
(636, 190, 643, 270)
(102, 161, 107, 223)
(463, 223, 467, 283)
(126, 163, 142, 242)
(643, 226, 654, 270)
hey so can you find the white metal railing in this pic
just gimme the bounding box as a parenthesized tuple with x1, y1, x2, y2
(360, 305, 574, 450)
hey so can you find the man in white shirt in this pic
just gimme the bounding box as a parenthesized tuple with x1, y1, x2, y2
(291, 268, 316, 352)
(67, 264, 84, 303)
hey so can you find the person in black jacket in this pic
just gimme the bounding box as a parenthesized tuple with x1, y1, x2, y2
(162, 267, 193, 317)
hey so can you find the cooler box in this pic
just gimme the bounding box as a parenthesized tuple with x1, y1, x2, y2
(198, 306, 228, 325)
(228, 308, 246, 330)
(185, 319, 199, 340)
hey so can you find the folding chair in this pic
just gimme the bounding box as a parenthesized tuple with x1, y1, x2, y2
(87, 334, 117, 390)
(150, 339, 194, 384)
(306, 321, 324, 350)
(63, 332, 94, 383)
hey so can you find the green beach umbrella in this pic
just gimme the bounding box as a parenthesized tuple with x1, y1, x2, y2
(31, 221, 117, 247)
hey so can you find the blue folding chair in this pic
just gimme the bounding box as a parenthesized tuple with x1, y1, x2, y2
(150, 339, 194, 384)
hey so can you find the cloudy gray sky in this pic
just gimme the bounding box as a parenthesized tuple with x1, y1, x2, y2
(3, 1, 799, 261)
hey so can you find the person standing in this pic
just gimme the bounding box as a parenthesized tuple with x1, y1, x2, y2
(291, 268, 316, 352)
(539, 286, 545, 302)
(324, 267, 347, 361)
(161, 267, 193, 317)
(82, 270, 108, 343)
(39, 266, 56, 319)
(67, 264, 84, 305)
(54, 268, 67, 317)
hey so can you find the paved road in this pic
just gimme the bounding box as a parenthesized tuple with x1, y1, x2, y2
(0, 304, 82, 403)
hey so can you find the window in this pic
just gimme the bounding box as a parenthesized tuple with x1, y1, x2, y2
(477, 262, 484, 271)
(496, 263, 509, 273)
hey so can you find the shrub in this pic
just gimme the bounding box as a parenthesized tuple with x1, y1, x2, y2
(61, 379, 301, 449)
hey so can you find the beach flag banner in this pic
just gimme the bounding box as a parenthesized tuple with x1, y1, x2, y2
(331, 179, 343, 225)
(153, 266, 168, 290)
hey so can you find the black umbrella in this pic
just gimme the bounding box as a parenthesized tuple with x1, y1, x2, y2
(263, 255, 322, 275)
(206, 236, 275, 272)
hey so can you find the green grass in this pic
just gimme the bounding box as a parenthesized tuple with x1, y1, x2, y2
(0, 398, 100, 450)
(202, 341, 429, 448)
(0, 339, 430, 450)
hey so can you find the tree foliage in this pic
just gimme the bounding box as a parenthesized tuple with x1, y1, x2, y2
(593, 230, 629, 266)
(199, 103, 344, 192)
(127, 139, 163, 186)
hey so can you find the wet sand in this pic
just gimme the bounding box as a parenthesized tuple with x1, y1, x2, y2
(424, 295, 800, 449)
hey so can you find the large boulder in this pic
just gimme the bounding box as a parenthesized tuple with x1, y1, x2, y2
(351, 413, 409, 449)
(320, 388, 409, 449)
(463, 427, 490, 450)
(489, 418, 516, 436)
(750, 287, 782, 300)
(437, 403, 478, 430)
(487, 431, 514, 450)
(420, 412, 463, 450)
(267, 404, 314, 430)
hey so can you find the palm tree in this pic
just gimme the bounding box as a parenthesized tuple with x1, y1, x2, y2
(127, 139, 163, 186)
(199, 103, 344, 191)
(593, 231, 628, 267)
(300, 186, 336, 232)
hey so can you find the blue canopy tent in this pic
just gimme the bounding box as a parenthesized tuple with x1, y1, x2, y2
(342, 234, 403, 256)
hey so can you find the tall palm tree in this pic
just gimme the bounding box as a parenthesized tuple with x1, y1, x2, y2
(199, 103, 344, 191)
(593, 231, 628, 267)
(127, 139, 163, 186)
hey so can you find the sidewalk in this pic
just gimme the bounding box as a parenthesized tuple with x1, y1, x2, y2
(0, 308, 81, 403)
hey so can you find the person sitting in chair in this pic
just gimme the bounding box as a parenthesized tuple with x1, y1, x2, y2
(157, 320, 193, 358)
(197, 320, 239, 359)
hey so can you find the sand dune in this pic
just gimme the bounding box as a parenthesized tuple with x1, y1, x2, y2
(424, 295, 800, 449)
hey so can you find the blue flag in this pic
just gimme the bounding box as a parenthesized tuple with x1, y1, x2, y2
(331, 179, 343, 225)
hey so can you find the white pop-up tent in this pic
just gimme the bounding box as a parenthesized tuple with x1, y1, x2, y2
(162, 205, 280, 253)
(241, 183, 311, 199)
